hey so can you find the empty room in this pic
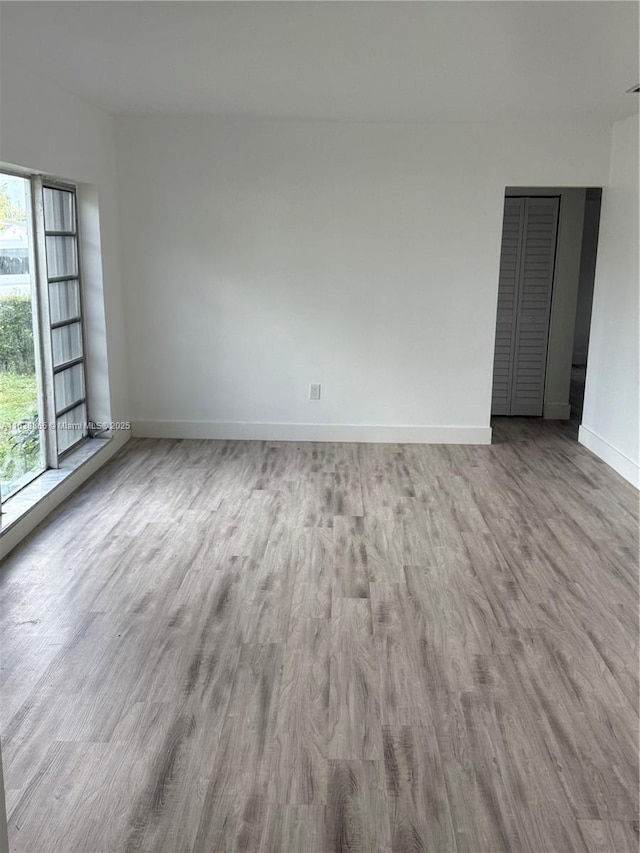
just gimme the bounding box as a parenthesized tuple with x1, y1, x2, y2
(0, 2, 638, 851)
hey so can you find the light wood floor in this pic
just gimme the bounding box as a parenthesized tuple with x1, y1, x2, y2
(1, 419, 638, 852)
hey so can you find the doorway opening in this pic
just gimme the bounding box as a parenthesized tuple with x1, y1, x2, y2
(569, 188, 602, 421)
(490, 187, 602, 445)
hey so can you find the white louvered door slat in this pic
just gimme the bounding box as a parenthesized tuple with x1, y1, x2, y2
(510, 197, 559, 415)
(491, 196, 559, 417)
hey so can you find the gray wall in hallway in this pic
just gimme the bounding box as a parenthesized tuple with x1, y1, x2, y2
(573, 190, 602, 367)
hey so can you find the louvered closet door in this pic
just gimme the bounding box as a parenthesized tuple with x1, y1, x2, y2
(491, 196, 559, 416)
(491, 198, 525, 415)
(510, 197, 559, 415)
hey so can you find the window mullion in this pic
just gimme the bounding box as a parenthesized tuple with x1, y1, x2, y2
(25, 181, 47, 478)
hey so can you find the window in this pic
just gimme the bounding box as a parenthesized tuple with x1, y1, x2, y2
(0, 173, 45, 499)
(0, 171, 89, 503)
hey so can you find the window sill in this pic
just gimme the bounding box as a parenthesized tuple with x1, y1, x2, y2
(0, 437, 111, 536)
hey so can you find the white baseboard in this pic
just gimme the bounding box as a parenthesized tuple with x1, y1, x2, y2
(132, 419, 492, 445)
(578, 424, 639, 488)
(544, 402, 571, 420)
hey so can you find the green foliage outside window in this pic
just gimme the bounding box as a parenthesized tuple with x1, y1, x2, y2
(0, 294, 40, 488)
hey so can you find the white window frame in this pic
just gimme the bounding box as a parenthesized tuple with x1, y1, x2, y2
(0, 170, 90, 514)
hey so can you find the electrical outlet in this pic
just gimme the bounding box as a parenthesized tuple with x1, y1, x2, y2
(309, 383, 321, 400)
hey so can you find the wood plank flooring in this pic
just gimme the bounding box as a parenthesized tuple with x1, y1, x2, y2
(0, 417, 638, 852)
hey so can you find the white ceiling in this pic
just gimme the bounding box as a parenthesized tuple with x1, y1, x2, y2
(1, 1, 638, 122)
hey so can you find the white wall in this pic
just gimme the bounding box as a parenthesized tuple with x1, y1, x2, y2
(117, 117, 611, 444)
(581, 115, 639, 487)
(0, 61, 131, 557)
